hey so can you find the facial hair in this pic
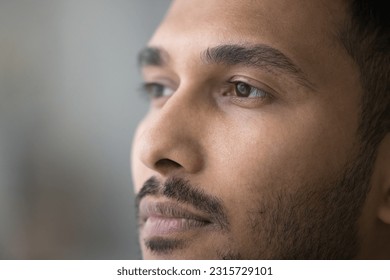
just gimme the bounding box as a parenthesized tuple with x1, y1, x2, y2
(136, 146, 374, 259)
(247, 147, 374, 259)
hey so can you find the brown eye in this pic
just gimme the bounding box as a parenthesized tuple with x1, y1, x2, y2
(235, 82, 251, 97)
(142, 82, 174, 99)
(234, 82, 267, 98)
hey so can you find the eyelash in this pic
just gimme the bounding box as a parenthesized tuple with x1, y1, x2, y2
(228, 81, 270, 99)
(140, 82, 174, 99)
(140, 80, 272, 105)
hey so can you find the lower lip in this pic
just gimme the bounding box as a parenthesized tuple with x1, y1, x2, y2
(142, 216, 209, 237)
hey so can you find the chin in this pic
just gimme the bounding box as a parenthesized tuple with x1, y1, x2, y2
(140, 237, 239, 259)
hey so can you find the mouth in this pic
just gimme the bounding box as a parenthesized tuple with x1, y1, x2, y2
(139, 199, 213, 238)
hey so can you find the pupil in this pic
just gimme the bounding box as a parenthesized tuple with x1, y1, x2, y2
(237, 82, 250, 96)
(151, 84, 163, 96)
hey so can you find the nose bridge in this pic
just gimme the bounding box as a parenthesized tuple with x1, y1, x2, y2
(138, 86, 205, 175)
(160, 85, 204, 132)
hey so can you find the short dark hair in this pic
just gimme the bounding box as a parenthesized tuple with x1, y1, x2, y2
(339, 0, 389, 151)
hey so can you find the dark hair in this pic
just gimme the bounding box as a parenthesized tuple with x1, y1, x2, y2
(339, 0, 389, 151)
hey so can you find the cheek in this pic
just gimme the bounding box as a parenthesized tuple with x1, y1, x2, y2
(131, 120, 148, 192)
(206, 105, 358, 199)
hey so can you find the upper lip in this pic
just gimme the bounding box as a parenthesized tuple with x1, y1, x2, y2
(138, 199, 212, 225)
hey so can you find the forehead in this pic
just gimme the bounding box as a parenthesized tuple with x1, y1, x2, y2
(152, 0, 347, 44)
(148, 0, 353, 89)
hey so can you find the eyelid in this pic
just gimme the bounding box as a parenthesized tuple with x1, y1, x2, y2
(229, 76, 278, 99)
(229, 76, 276, 96)
(143, 75, 177, 88)
(143, 75, 177, 90)
(141, 82, 175, 100)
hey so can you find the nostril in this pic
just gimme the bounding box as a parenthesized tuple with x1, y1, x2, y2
(154, 158, 182, 171)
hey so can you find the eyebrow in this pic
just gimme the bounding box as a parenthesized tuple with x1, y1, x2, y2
(138, 44, 315, 90)
(138, 47, 167, 67)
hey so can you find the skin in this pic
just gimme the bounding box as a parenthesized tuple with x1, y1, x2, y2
(131, 0, 390, 259)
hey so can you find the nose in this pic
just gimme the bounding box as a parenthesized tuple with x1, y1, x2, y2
(135, 89, 205, 176)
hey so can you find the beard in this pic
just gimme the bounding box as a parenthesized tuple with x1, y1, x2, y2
(136, 144, 375, 259)
(246, 146, 375, 259)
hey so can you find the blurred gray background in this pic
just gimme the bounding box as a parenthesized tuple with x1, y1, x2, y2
(0, 0, 171, 259)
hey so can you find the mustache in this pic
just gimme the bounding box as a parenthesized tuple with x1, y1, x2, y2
(136, 176, 229, 230)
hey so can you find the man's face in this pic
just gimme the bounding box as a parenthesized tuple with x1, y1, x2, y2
(132, 0, 371, 259)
